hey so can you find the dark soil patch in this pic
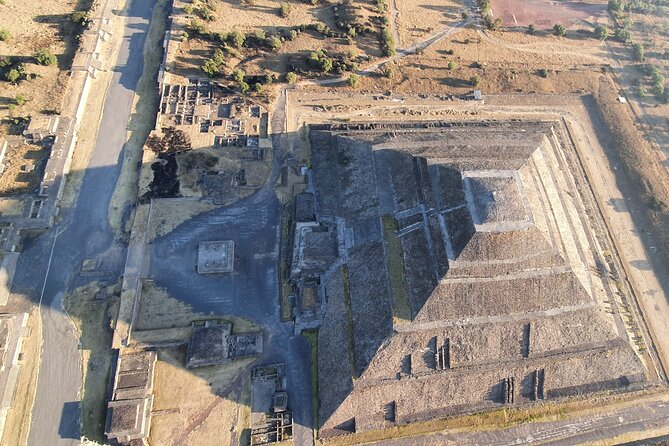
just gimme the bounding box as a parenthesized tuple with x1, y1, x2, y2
(141, 153, 180, 203)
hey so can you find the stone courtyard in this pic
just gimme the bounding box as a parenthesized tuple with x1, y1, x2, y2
(291, 120, 655, 438)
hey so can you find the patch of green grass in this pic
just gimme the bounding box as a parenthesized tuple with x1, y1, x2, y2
(303, 329, 319, 441)
(279, 206, 294, 321)
(342, 266, 357, 378)
(381, 215, 411, 322)
(64, 283, 115, 442)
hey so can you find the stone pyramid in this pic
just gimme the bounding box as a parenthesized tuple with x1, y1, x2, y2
(305, 121, 647, 437)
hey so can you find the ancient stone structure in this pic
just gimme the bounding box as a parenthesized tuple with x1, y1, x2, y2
(186, 320, 263, 368)
(197, 240, 235, 274)
(105, 350, 157, 445)
(301, 121, 650, 437)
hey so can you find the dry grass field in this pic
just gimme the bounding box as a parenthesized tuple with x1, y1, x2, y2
(150, 347, 255, 446)
(0, 0, 89, 129)
(169, 0, 392, 97)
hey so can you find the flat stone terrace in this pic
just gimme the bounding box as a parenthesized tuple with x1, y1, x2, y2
(307, 121, 649, 437)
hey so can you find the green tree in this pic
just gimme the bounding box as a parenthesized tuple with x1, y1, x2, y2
(267, 36, 282, 52)
(285, 71, 298, 84)
(527, 24, 536, 35)
(595, 25, 610, 40)
(615, 27, 631, 43)
(14, 94, 26, 106)
(232, 68, 245, 83)
(381, 27, 395, 56)
(71, 11, 89, 26)
(239, 81, 250, 94)
(35, 48, 56, 66)
(470, 75, 481, 87)
(348, 73, 360, 88)
(320, 56, 333, 73)
(202, 58, 221, 77)
(279, 2, 291, 18)
(231, 31, 245, 48)
(189, 19, 206, 34)
(4, 68, 21, 83)
(608, 0, 625, 12)
(633, 43, 645, 61)
(253, 82, 263, 93)
(447, 61, 457, 70)
(382, 65, 394, 78)
(0, 28, 10, 41)
(183, 4, 194, 14)
(553, 24, 566, 37)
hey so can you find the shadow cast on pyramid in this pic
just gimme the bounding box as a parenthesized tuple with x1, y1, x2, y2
(289, 120, 649, 438)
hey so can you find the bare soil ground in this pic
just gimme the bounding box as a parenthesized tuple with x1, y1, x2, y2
(395, 0, 463, 47)
(490, 0, 605, 29)
(0, 143, 50, 197)
(314, 27, 608, 95)
(147, 198, 218, 241)
(0, 308, 41, 446)
(150, 347, 255, 446)
(170, 0, 388, 97)
(63, 281, 119, 443)
(0, 198, 24, 216)
(0, 0, 85, 125)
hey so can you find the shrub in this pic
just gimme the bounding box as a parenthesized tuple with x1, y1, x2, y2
(3, 63, 24, 83)
(198, 7, 215, 21)
(538, 68, 548, 78)
(35, 48, 57, 66)
(14, 94, 26, 106)
(633, 43, 645, 61)
(608, 0, 625, 12)
(202, 59, 220, 77)
(527, 24, 536, 35)
(321, 56, 333, 73)
(183, 4, 194, 14)
(267, 36, 282, 52)
(615, 27, 631, 43)
(553, 24, 566, 37)
(447, 61, 457, 70)
(232, 68, 245, 83)
(484, 16, 503, 30)
(189, 19, 206, 34)
(240, 81, 250, 94)
(0, 28, 10, 42)
(470, 75, 481, 87)
(381, 27, 395, 56)
(285, 71, 298, 84)
(595, 25, 609, 40)
(265, 73, 275, 84)
(348, 73, 360, 88)
(279, 2, 291, 18)
(230, 31, 245, 48)
(71, 11, 89, 26)
(382, 65, 394, 78)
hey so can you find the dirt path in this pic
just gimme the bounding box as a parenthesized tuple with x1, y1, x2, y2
(388, 0, 401, 48)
